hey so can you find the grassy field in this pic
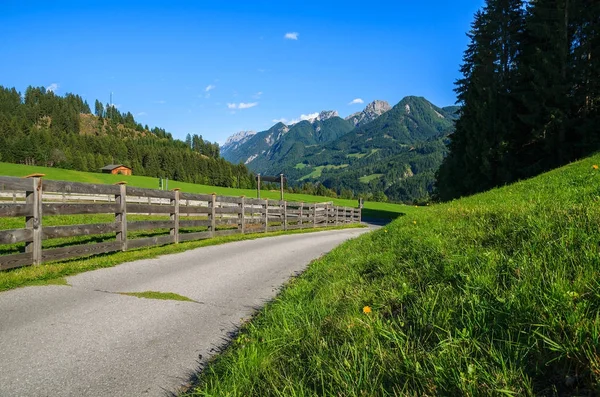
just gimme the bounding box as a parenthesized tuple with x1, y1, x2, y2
(359, 173, 384, 183)
(0, 224, 365, 292)
(184, 154, 600, 396)
(0, 162, 404, 218)
(298, 164, 349, 181)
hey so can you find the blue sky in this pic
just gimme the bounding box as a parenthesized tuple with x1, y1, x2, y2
(1, 0, 484, 144)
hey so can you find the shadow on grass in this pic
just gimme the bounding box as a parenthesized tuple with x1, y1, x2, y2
(361, 208, 405, 220)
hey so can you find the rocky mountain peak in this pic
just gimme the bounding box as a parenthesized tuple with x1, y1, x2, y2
(221, 130, 256, 152)
(345, 100, 391, 127)
(317, 110, 338, 122)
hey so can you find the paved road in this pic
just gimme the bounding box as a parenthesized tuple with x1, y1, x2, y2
(0, 227, 372, 397)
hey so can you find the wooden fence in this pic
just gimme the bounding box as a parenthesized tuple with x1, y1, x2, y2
(0, 175, 361, 271)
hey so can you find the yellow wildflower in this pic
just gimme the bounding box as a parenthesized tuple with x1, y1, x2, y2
(363, 306, 372, 314)
(413, 220, 417, 225)
(593, 165, 599, 170)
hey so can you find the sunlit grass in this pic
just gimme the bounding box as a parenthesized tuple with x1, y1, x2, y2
(120, 291, 195, 302)
(184, 154, 600, 396)
(0, 161, 404, 216)
(0, 224, 365, 292)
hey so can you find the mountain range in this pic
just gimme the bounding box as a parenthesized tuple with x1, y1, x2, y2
(222, 97, 458, 203)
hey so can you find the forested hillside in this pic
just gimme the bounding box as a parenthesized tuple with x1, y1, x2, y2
(0, 86, 255, 188)
(437, 0, 600, 200)
(223, 97, 456, 203)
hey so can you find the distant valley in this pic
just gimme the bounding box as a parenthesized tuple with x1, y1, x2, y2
(222, 97, 458, 203)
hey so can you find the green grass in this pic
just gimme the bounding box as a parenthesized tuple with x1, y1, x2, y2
(299, 164, 349, 181)
(346, 148, 380, 160)
(0, 214, 217, 256)
(0, 224, 365, 292)
(120, 291, 195, 302)
(359, 173, 383, 183)
(346, 152, 367, 159)
(184, 154, 600, 396)
(0, 161, 404, 217)
(294, 163, 308, 170)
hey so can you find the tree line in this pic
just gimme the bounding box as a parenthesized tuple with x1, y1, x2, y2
(436, 0, 600, 200)
(0, 86, 256, 189)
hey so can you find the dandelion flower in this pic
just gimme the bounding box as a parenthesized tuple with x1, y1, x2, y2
(384, 229, 388, 233)
(593, 165, 599, 170)
(413, 220, 417, 225)
(363, 306, 372, 314)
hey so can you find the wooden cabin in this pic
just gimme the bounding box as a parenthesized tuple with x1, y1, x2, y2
(101, 164, 132, 176)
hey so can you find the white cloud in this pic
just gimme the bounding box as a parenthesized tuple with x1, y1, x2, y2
(290, 112, 319, 124)
(284, 32, 299, 40)
(253, 91, 263, 99)
(272, 118, 288, 124)
(205, 84, 216, 92)
(136, 112, 147, 116)
(228, 102, 258, 110)
(238, 102, 258, 109)
(46, 83, 59, 92)
(349, 98, 364, 105)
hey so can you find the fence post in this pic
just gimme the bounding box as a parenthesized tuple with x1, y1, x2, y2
(283, 201, 288, 231)
(25, 174, 43, 265)
(264, 198, 269, 233)
(313, 203, 317, 228)
(358, 206, 362, 223)
(210, 193, 216, 237)
(115, 181, 127, 251)
(257, 174, 261, 199)
(170, 188, 180, 244)
(239, 196, 245, 234)
(335, 206, 339, 226)
(299, 202, 303, 227)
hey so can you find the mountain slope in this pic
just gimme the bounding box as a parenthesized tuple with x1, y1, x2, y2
(290, 97, 456, 202)
(331, 96, 454, 153)
(222, 115, 355, 172)
(0, 85, 255, 189)
(345, 100, 392, 127)
(221, 130, 256, 154)
(222, 96, 456, 203)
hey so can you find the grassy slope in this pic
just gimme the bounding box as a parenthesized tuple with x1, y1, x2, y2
(186, 154, 600, 396)
(299, 164, 350, 181)
(0, 162, 403, 217)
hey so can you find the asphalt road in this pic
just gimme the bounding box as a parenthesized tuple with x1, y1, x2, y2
(0, 227, 372, 397)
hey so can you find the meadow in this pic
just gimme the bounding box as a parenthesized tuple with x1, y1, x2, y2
(183, 154, 600, 396)
(0, 162, 373, 290)
(0, 162, 405, 218)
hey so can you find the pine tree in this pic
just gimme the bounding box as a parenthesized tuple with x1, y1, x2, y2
(437, 0, 525, 200)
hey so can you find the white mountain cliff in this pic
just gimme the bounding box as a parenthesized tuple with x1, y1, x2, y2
(345, 100, 391, 127)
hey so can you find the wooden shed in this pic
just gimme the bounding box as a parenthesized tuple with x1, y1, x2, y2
(101, 164, 132, 175)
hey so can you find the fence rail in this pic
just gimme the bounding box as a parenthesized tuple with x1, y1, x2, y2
(0, 175, 361, 271)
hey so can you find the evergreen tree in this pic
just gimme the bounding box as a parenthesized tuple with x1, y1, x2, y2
(94, 100, 104, 118)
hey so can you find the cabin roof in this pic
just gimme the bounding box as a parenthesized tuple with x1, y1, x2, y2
(101, 164, 130, 171)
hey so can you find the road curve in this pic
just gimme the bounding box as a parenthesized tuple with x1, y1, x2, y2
(0, 227, 372, 397)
